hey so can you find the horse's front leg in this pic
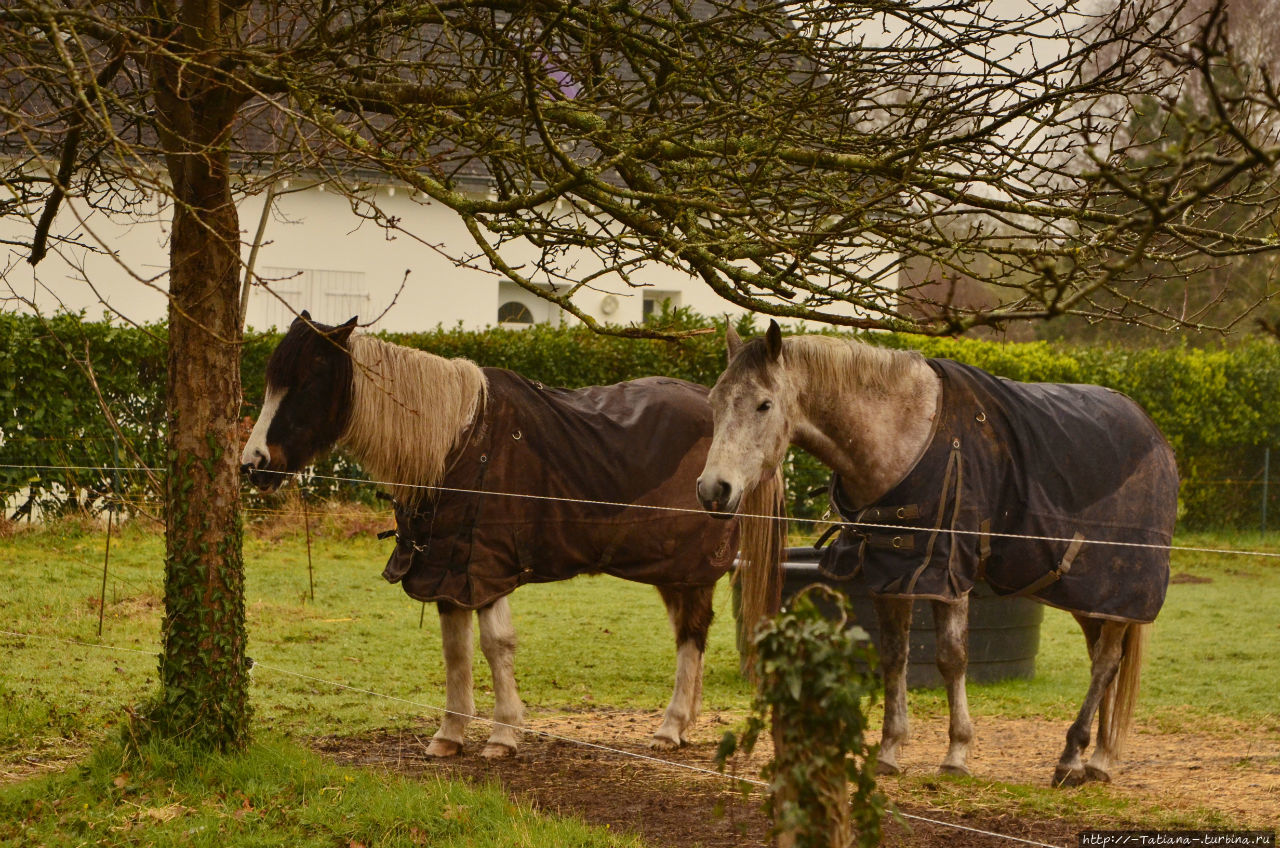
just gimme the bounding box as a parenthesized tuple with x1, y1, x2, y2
(477, 595, 523, 758)
(428, 601, 474, 757)
(931, 596, 973, 776)
(873, 595, 913, 775)
(652, 585, 714, 749)
(1054, 618, 1126, 787)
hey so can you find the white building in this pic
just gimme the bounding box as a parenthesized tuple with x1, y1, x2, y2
(2, 178, 891, 332)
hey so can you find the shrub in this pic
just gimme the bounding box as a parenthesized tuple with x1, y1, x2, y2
(4, 310, 1278, 529)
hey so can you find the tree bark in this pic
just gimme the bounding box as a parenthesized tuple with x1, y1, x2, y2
(142, 3, 250, 750)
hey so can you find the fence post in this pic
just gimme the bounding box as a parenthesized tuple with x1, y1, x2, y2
(1263, 447, 1270, 536)
(97, 437, 120, 637)
(302, 487, 315, 602)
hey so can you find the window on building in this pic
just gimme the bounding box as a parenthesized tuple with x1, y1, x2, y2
(498, 301, 535, 324)
(251, 267, 370, 329)
(643, 290, 682, 321)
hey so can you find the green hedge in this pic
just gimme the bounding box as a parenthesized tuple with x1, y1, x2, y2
(0, 314, 168, 518)
(3, 310, 1279, 529)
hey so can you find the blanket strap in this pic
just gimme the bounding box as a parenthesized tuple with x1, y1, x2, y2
(1013, 532, 1087, 597)
(812, 521, 843, 551)
(595, 524, 629, 571)
(904, 444, 961, 595)
(974, 519, 992, 582)
(945, 447, 967, 598)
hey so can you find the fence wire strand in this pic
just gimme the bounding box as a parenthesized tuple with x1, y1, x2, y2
(8, 462, 1273, 562)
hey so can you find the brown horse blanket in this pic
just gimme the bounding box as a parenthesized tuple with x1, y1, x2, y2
(382, 369, 737, 609)
(818, 358, 1178, 622)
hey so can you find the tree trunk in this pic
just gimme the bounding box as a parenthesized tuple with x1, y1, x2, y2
(142, 4, 249, 750)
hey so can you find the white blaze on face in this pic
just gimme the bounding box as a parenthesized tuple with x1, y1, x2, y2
(241, 386, 285, 468)
(698, 384, 759, 513)
(699, 366, 793, 515)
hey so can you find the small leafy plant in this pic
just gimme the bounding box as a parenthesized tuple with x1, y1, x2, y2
(717, 585, 888, 848)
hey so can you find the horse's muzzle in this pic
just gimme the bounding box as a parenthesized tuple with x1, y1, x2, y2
(241, 460, 286, 493)
(696, 476, 740, 519)
(240, 443, 288, 492)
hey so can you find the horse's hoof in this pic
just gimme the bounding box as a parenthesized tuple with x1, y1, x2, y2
(425, 739, 463, 758)
(649, 734, 682, 751)
(939, 763, 971, 777)
(875, 760, 902, 777)
(481, 743, 516, 760)
(1084, 765, 1112, 784)
(1052, 767, 1086, 788)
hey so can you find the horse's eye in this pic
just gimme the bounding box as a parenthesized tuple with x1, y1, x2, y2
(757, 400, 772, 412)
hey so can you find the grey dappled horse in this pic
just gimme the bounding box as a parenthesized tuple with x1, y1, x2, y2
(696, 321, 1177, 786)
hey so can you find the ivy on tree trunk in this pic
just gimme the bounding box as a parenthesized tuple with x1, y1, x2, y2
(141, 3, 251, 751)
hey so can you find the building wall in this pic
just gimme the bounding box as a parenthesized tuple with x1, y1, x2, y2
(2, 182, 891, 332)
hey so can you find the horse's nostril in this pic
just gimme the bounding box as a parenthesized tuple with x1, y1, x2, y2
(696, 476, 734, 512)
(240, 450, 268, 474)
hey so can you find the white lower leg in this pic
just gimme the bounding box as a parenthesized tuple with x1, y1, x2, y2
(879, 669, 910, 774)
(1085, 743, 1114, 780)
(430, 605, 474, 756)
(933, 598, 973, 776)
(653, 640, 703, 748)
(478, 597, 523, 757)
(875, 597, 913, 775)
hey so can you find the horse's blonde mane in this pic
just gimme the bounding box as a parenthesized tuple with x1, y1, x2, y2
(783, 334, 923, 396)
(342, 334, 487, 503)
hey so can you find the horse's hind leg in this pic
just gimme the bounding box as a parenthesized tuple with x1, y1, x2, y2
(652, 584, 714, 749)
(874, 595, 913, 776)
(1086, 621, 1147, 783)
(428, 601, 474, 757)
(477, 595, 524, 759)
(931, 596, 973, 776)
(1054, 617, 1126, 787)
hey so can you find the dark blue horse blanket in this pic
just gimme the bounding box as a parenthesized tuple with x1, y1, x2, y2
(819, 358, 1178, 622)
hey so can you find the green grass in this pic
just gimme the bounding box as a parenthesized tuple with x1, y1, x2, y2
(2, 517, 1279, 840)
(6, 521, 1278, 749)
(0, 735, 645, 848)
(0, 519, 758, 753)
(0, 519, 693, 847)
(13, 516, 695, 762)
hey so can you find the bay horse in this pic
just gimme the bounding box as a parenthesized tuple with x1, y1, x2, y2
(696, 321, 1177, 786)
(241, 313, 784, 758)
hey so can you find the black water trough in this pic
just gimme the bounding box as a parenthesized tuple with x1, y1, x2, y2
(737, 547, 1044, 689)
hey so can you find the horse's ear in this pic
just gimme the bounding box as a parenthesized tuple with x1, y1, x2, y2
(293, 309, 311, 325)
(726, 323, 743, 363)
(329, 316, 358, 346)
(765, 319, 783, 361)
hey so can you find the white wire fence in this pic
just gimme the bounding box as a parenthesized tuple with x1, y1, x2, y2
(11, 444, 1280, 533)
(6, 459, 1278, 848)
(6, 461, 1280, 562)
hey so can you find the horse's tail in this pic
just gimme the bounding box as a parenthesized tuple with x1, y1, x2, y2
(1101, 621, 1148, 758)
(734, 467, 787, 680)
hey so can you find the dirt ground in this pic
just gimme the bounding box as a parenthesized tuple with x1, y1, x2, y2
(311, 708, 1280, 847)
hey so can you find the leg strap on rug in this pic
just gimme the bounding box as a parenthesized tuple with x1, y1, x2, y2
(1013, 532, 1086, 597)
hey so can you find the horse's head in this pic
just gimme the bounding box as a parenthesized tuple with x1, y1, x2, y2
(697, 319, 795, 516)
(240, 312, 358, 492)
